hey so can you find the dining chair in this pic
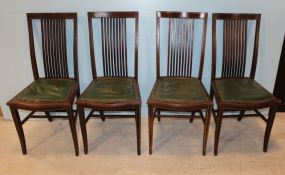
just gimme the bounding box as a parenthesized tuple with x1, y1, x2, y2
(211, 13, 280, 155)
(7, 13, 79, 155)
(147, 11, 212, 155)
(77, 11, 141, 155)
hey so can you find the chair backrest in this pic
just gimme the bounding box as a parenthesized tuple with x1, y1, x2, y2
(156, 11, 208, 79)
(212, 13, 261, 79)
(27, 13, 78, 80)
(88, 11, 139, 79)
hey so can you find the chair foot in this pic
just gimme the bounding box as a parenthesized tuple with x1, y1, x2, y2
(189, 118, 194, 123)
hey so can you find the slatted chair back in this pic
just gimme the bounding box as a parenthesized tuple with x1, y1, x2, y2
(156, 11, 208, 79)
(27, 13, 78, 80)
(212, 13, 261, 79)
(88, 12, 139, 79)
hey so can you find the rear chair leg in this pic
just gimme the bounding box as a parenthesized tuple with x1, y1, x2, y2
(237, 110, 245, 121)
(263, 105, 277, 152)
(45, 112, 53, 122)
(202, 106, 211, 156)
(78, 107, 88, 154)
(100, 111, 105, 121)
(9, 106, 27, 155)
(67, 107, 79, 156)
(135, 106, 141, 155)
(189, 112, 195, 123)
(157, 110, 161, 122)
(214, 107, 224, 156)
(148, 105, 154, 154)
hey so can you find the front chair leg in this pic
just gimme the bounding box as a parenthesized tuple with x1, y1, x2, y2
(135, 106, 141, 155)
(9, 106, 27, 155)
(263, 105, 278, 152)
(67, 107, 79, 156)
(202, 106, 211, 156)
(78, 107, 88, 154)
(148, 105, 154, 154)
(214, 107, 224, 156)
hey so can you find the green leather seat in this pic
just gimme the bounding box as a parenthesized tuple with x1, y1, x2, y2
(13, 78, 75, 102)
(214, 79, 275, 103)
(79, 78, 139, 103)
(149, 78, 209, 104)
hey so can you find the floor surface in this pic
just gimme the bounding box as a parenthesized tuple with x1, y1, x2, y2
(0, 113, 285, 175)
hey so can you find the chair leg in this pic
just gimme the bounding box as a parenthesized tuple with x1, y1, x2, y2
(202, 106, 211, 156)
(263, 105, 278, 152)
(214, 107, 224, 156)
(135, 106, 141, 155)
(9, 106, 27, 155)
(45, 112, 53, 122)
(148, 105, 154, 154)
(100, 111, 105, 121)
(189, 112, 195, 123)
(237, 110, 245, 121)
(157, 110, 161, 122)
(78, 107, 88, 154)
(67, 107, 79, 156)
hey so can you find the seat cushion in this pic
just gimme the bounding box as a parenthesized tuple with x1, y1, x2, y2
(214, 79, 274, 103)
(14, 78, 75, 102)
(79, 78, 139, 103)
(148, 78, 209, 103)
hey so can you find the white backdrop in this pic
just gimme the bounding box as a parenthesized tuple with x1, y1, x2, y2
(0, 0, 284, 119)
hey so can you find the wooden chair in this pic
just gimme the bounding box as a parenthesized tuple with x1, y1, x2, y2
(211, 13, 281, 155)
(147, 11, 212, 155)
(77, 12, 141, 155)
(6, 13, 79, 155)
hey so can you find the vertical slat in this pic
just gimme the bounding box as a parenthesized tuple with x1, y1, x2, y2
(123, 18, 128, 76)
(189, 19, 194, 77)
(166, 18, 194, 77)
(100, 17, 129, 77)
(222, 19, 248, 78)
(241, 20, 247, 76)
(167, 18, 172, 76)
(118, 18, 123, 77)
(101, 18, 107, 76)
(40, 17, 69, 78)
(41, 19, 48, 77)
(107, 18, 112, 76)
(62, 19, 68, 78)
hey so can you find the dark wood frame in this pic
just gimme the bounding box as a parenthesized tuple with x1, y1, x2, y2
(147, 11, 212, 156)
(77, 11, 141, 155)
(6, 13, 79, 156)
(211, 13, 280, 155)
